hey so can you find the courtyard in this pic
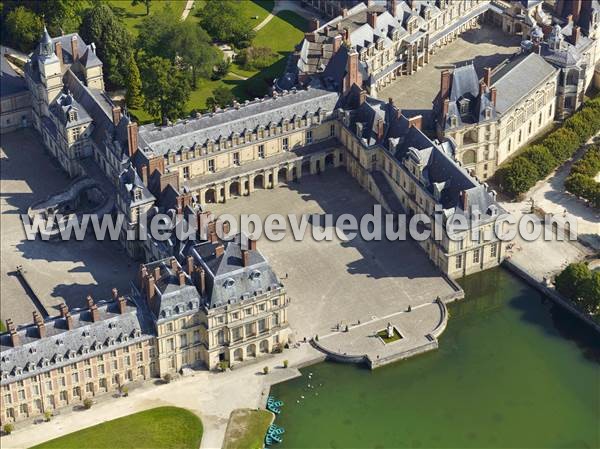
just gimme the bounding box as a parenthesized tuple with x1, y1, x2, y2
(0, 129, 137, 325)
(208, 168, 458, 341)
(378, 24, 522, 126)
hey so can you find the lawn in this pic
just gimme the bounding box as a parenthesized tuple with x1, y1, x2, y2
(107, 0, 187, 36)
(377, 328, 403, 344)
(30, 407, 203, 449)
(222, 409, 274, 449)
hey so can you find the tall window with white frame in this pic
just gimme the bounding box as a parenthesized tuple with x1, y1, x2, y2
(282, 137, 289, 151)
(306, 130, 313, 144)
(258, 144, 265, 158)
(208, 159, 215, 173)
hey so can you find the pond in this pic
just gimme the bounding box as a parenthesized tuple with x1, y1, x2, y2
(270, 268, 600, 448)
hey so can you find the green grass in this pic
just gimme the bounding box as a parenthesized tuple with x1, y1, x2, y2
(30, 406, 203, 449)
(222, 409, 274, 449)
(108, 0, 188, 36)
(377, 328, 403, 344)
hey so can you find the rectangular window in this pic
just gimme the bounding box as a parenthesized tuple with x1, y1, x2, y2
(258, 144, 265, 158)
(273, 313, 280, 326)
(258, 319, 267, 333)
(245, 323, 255, 337)
(72, 373, 79, 383)
(473, 249, 480, 263)
(183, 166, 190, 179)
(306, 130, 313, 144)
(455, 255, 463, 269)
(60, 391, 68, 402)
(136, 353, 143, 362)
(233, 152, 240, 166)
(330, 123, 335, 137)
(4, 394, 11, 404)
(490, 243, 498, 258)
(282, 137, 289, 151)
(208, 159, 215, 173)
(85, 368, 92, 378)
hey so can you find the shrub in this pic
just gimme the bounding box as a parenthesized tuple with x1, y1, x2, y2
(121, 386, 129, 397)
(212, 60, 230, 80)
(263, 366, 269, 375)
(555, 263, 600, 315)
(218, 360, 230, 372)
(283, 359, 289, 368)
(83, 398, 93, 409)
(44, 410, 53, 422)
(163, 373, 172, 384)
(565, 146, 600, 207)
(3, 423, 14, 435)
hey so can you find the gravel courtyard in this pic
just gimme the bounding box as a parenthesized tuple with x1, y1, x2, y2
(209, 168, 457, 340)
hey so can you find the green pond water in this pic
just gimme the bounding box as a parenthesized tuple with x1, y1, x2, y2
(270, 268, 600, 448)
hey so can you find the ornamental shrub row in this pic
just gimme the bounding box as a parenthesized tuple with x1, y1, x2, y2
(564, 146, 600, 208)
(497, 96, 600, 197)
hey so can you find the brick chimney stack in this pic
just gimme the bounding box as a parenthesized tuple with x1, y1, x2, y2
(59, 303, 69, 317)
(90, 304, 99, 322)
(55, 41, 63, 65)
(178, 270, 186, 286)
(146, 275, 156, 304)
(242, 249, 250, 267)
(117, 296, 127, 314)
(460, 190, 469, 212)
(484, 67, 492, 87)
(479, 80, 486, 97)
(341, 7, 349, 17)
(195, 266, 206, 296)
(71, 35, 79, 61)
(249, 238, 257, 251)
(86, 295, 94, 309)
(6, 319, 19, 347)
(187, 255, 195, 275)
(442, 98, 450, 119)
(309, 18, 320, 32)
(440, 70, 452, 100)
(490, 87, 497, 107)
(215, 244, 225, 258)
(344, 47, 361, 94)
(367, 11, 378, 28)
(153, 266, 161, 282)
(570, 25, 581, 45)
(33, 311, 46, 338)
(112, 106, 122, 126)
(333, 34, 342, 53)
(127, 121, 138, 157)
(376, 118, 385, 141)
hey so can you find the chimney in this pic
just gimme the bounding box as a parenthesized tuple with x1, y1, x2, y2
(141, 165, 148, 186)
(249, 238, 257, 251)
(359, 89, 367, 105)
(442, 98, 450, 119)
(343, 27, 350, 43)
(187, 255, 194, 274)
(178, 270, 186, 286)
(242, 249, 250, 267)
(570, 0, 582, 23)
(55, 41, 63, 64)
(209, 230, 219, 243)
(367, 11, 378, 28)
(408, 115, 422, 130)
(376, 118, 385, 141)
(153, 266, 161, 282)
(570, 26, 581, 45)
(90, 304, 99, 322)
(111, 288, 119, 301)
(479, 80, 486, 97)
(215, 244, 225, 258)
(127, 121, 139, 158)
(309, 18, 320, 32)
(59, 303, 69, 317)
(388, 0, 398, 17)
(112, 106, 122, 126)
(146, 275, 156, 304)
(33, 311, 46, 338)
(440, 70, 452, 100)
(566, 14, 573, 24)
(341, 7, 349, 17)
(304, 32, 316, 43)
(71, 35, 79, 61)
(344, 48, 361, 94)
(117, 296, 127, 314)
(6, 319, 19, 347)
(170, 257, 179, 271)
(86, 295, 94, 309)
(490, 87, 497, 107)
(460, 190, 469, 212)
(65, 312, 74, 330)
(333, 34, 342, 53)
(484, 67, 492, 87)
(195, 267, 206, 296)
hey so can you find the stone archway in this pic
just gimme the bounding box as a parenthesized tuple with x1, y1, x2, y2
(302, 160, 311, 176)
(325, 153, 335, 168)
(247, 344, 256, 358)
(205, 188, 217, 204)
(277, 167, 288, 185)
(229, 181, 241, 197)
(463, 150, 477, 165)
(259, 339, 269, 354)
(233, 348, 243, 361)
(254, 174, 265, 189)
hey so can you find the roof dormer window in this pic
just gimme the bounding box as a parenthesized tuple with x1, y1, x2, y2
(224, 278, 235, 288)
(459, 98, 470, 115)
(250, 270, 262, 281)
(68, 109, 78, 122)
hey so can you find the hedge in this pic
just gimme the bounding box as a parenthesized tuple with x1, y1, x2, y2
(555, 263, 600, 316)
(497, 96, 600, 197)
(564, 146, 600, 208)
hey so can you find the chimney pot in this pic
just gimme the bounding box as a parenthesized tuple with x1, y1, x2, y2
(146, 275, 156, 304)
(71, 35, 79, 61)
(112, 106, 122, 126)
(117, 296, 127, 314)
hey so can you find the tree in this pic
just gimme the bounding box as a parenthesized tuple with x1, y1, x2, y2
(140, 56, 190, 124)
(83, 398, 93, 409)
(38, 0, 89, 35)
(169, 21, 219, 88)
(162, 373, 172, 384)
(581, 272, 600, 315)
(522, 145, 557, 178)
(206, 86, 235, 111)
(3, 423, 14, 435)
(80, 4, 134, 88)
(500, 156, 540, 197)
(125, 56, 143, 109)
(136, 4, 179, 58)
(555, 262, 591, 301)
(132, 0, 152, 15)
(198, 0, 255, 45)
(4, 6, 43, 52)
(212, 60, 231, 80)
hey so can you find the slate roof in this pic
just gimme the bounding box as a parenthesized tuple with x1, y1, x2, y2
(491, 52, 557, 114)
(187, 235, 282, 309)
(0, 298, 154, 385)
(0, 47, 27, 97)
(138, 86, 340, 156)
(51, 33, 102, 69)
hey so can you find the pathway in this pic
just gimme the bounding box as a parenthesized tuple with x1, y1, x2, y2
(181, 0, 195, 21)
(1, 345, 324, 449)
